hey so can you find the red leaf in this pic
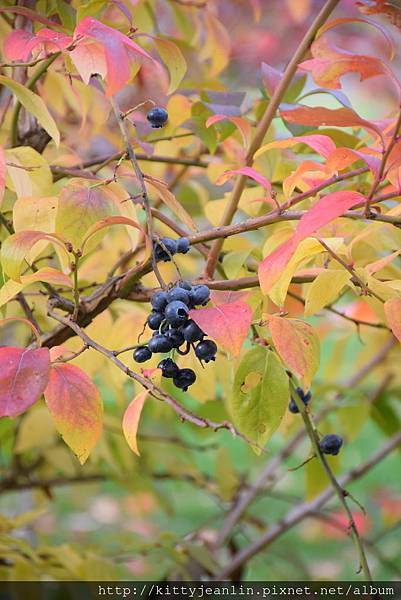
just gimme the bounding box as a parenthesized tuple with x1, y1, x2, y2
(217, 167, 272, 196)
(0, 347, 50, 417)
(190, 301, 252, 357)
(44, 363, 103, 464)
(72, 17, 153, 96)
(280, 105, 384, 146)
(258, 190, 365, 294)
(122, 390, 149, 456)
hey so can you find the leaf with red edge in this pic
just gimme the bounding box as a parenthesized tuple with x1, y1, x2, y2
(280, 105, 384, 146)
(384, 297, 401, 342)
(317, 17, 395, 59)
(268, 316, 320, 388)
(1, 230, 68, 281)
(190, 301, 252, 357)
(122, 390, 149, 456)
(0, 146, 5, 208)
(4, 28, 72, 61)
(258, 190, 365, 294)
(299, 36, 398, 94)
(0, 6, 64, 30)
(44, 363, 103, 464)
(81, 216, 147, 254)
(0, 347, 50, 417)
(145, 175, 196, 231)
(217, 167, 272, 197)
(255, 134, 336, 160)
(206, 115, 252, 149)
(71, 17, 153, 97)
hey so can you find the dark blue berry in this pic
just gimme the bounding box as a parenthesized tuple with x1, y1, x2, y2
(173, 368, 196, 391)
(147, 106, 168, 128)
(147, 311, 164, 330)
(176, 237, 190, 254)
(190, 284, 210, 306)
(195, 339, 217, 362)
(148, 333, 172, 353)
(166, 327, 185, 348)
(178, 281, 192, 291)
(319, 434, 343, 456)
(150, 291, 168, 311)
(164, 300, 189, 327)
(154, 237, 177, 262)
(158, 358, 179, 378)
(167, 287, 190, 305)
(182, 320, 204, 342)
(288, 387, 312, 414)
(133, 346, 152, 363)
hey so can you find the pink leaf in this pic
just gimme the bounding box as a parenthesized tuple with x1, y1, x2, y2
(122, 390, 149, 456)
(210, 290, 251, 305)
(0, 347, 50, 417)
(261, 62, 282, 96)
(190, 301, 252, 357)
(255, 134, 336, 160)
(258, 190, 365, 294)
(217, 166, 272, 196)
(73, 17, 153, 96)
(4, 30, 34, 61)
(44, 363, 103, 464)
(4, 28, 72, 61)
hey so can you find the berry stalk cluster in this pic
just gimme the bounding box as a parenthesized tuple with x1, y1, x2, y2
(134, 281, 217, 391)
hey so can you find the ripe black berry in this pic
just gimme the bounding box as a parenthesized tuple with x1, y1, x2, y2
(288, 387, 312, 414)
(319, 434, 343, 456)
(166, 327, 185, 348)
(176, 237, 190, 254)
(147, 311, 164, 330)
(167, 287, 190, 305)
(173, 368, 196, 391)
(190, 284, 210, 306)
(165, 300, 189, 327)
(150, 291, 168, 311)
(148, 333, 173, 353)
(182, 320, 204, 342)
(158, 358, 179, 378)
(195, 339, 217, 362)
(147, 106, 168, 128)
(154, 237, 177, 262)
(133, 346, 152, 363)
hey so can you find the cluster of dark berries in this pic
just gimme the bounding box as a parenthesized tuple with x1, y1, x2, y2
(147, 106, 168, 128)
(154, 236, 190, 262)
(288, 387, 312, 413)
(133, 282, 217, 391)
(319, 434, 343, 456)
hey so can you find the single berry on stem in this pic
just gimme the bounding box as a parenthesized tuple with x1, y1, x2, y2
(195, 339, 217, 362)
(182, 320, 204, 343)
(154, 237, 177, 262)
(165, 300, 189, 327)
(150, 291, 168, 311)
(190, 284, 210, 306)
(147, 106, 168, 128)
(176, 237, 190, 254)
(319, 434, 343, 456)
(148, 333, 173, 354)
(167, 287, 190, 305)
(147, 311, 164, 330)
(158, 358, 179, 378)
(166, 327, 185, 348)
(133, 346, 152, 363)
(173, 368, 197, 391)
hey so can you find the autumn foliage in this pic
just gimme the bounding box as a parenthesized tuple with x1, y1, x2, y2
(1, 0, 401, 583)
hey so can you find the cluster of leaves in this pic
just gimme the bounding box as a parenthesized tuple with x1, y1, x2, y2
(1, 0, 401, 582)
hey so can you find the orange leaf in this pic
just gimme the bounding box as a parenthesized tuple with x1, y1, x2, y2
(190, 301, 252, 357)
(384, 297, 401, 342)
(122, 390, 149, 456)
(268, 316, 320, 387)
(206, 115, 252, 149)
(44, 363, 103, 464)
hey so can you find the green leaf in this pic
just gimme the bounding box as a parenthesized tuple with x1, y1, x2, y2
(231, 347, 289, 454)
(0, 75, 60, 146)
(155, 38, 187, 94)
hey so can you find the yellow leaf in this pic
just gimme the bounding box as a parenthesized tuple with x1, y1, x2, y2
(304, 269, 351, 316)
(155, 38, 187, 94)
(122, 390, 149, 456)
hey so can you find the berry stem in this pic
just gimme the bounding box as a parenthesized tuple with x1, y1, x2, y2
(109, 95, 167, 290)
(290, 382, 373, 582)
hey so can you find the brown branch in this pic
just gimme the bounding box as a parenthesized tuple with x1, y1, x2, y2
(204, 0, 341, 278)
